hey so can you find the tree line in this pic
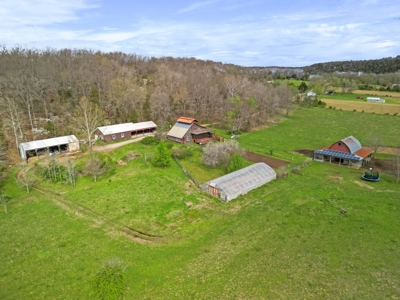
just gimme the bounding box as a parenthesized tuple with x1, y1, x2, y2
(0, 47, 295, 159)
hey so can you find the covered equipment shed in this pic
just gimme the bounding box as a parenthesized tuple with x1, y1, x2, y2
(202, 162, 276, 202)
(18, 135, 80, 160)
(95, 121, 157, 142)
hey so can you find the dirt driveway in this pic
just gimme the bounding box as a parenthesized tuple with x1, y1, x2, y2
(244, 151, 290, 168)
(92, 133, 154, 152)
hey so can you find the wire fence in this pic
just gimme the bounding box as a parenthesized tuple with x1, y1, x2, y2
(172, 156, 200, 188)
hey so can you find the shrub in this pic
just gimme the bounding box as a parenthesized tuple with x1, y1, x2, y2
(172, 147, 193, 159)
(152, 143, 171, 168)
(227, 129, 242, 135)
(292, 166, 303, 176)
(140, 136, 159, 145)
(227, 153, 245, 173)
(276, 167, 289, 179)
(90, 258, 126, 300)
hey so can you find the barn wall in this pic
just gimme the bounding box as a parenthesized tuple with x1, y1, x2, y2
(329, 142, 351, 153)
(103, 131, 131, 142)
(68, 142, 80, 152)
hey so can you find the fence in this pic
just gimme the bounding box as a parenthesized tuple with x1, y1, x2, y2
(172, 156, 200, 188)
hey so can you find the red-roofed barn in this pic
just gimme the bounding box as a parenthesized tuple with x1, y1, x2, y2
(314, 136, 372, 168)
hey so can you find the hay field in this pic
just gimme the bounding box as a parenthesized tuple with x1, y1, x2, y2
(354, 89, 400, 98)
(321, 99, 400, 115)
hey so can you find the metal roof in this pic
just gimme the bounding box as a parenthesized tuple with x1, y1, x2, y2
(341, 136, 362, 153)
(97, 121, 157, 135)
(167, 122, 191, 139)
(190, 123, 211, 135)
(314, 149, 362, 161)
(19, 135, 78, 151)
(205, 162, 276, 202)
(177, 116, 197, 124)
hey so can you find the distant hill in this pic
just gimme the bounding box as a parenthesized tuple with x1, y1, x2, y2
(303, 56, 400, 74)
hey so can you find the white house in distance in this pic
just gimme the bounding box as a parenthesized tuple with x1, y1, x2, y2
(366, 97, 385, 103)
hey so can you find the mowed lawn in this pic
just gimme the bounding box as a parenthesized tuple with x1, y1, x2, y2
(1, 108, 400, 299)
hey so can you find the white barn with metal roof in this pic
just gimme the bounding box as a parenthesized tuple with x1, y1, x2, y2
(202, 162, 276, 202)
(18, 135, 80, 160)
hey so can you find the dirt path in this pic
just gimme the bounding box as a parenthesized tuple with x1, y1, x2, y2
(92, 133, 154, 152)
(16, 166, 161, 243)
(244, 151, 290, 168)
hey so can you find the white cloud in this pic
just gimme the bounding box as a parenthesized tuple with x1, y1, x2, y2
(0, 0, 98, 26)
(177, 0, 218, 14)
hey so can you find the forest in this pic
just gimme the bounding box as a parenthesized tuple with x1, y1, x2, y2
(1, 47, 400, 164)
(0, 47, 293, 156)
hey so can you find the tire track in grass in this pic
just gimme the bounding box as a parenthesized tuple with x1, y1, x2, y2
(16, 167, 163, 243)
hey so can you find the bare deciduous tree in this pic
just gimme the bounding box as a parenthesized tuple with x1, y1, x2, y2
(19, 170, 36, 194)
(84, 156, 106, 182)
(367, 134, 385, 158)
(392, 146, 400, 183)
(65, 159, 77, 188)
(73, 96, 104, 153)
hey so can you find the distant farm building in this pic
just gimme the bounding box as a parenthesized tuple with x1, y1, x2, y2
(314, 136, 372, 168)
(307, 91, 316, 97)
(95, 121, 157, 142)
(202, 162, 277, 202)
(18, 135, 80, 160)
(366, 97, 385, 103)
(167, 117, 214, 144)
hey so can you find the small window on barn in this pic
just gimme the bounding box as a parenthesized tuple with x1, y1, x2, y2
(112, 135, 116, 140)
(121, 133, 124, 138)
(338, 142, 342, 146)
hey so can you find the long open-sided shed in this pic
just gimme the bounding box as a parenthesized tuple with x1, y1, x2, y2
(18, 135, 80, 160)
(95, 121, 157, 142)
(202, 162, 276, 202)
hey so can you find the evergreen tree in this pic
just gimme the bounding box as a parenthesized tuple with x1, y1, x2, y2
(152, 143, 171, 168)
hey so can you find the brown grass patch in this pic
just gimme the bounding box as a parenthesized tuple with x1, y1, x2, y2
(322, 99, 400, 115)
(117, 160, 127, 166)
(330, 176, 343, 182)
(354, 180, 374, 190)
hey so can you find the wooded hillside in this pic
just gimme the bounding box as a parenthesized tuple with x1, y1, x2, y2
(303, 56, 400, 74)
(0, 47, 293, 153)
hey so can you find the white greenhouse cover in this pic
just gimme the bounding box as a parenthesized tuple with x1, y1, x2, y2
(206, 162, 276, 202)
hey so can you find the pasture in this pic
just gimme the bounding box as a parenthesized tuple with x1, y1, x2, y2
(321, 99, 400, 115)
(1, 107, 399, 299)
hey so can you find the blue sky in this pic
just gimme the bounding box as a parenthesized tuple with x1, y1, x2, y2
(1, 0, 399, 66)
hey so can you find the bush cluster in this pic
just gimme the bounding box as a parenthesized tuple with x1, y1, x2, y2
(140, 136, 159, 145)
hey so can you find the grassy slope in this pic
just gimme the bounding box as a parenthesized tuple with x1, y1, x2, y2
(1, 108, 400, 299)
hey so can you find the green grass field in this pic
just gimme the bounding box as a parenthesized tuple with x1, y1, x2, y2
(1, 107, 399, 299)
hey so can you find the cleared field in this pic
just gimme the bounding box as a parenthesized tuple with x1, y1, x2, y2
(321, 99, 400, 115)
(355, 89, 400, 99)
